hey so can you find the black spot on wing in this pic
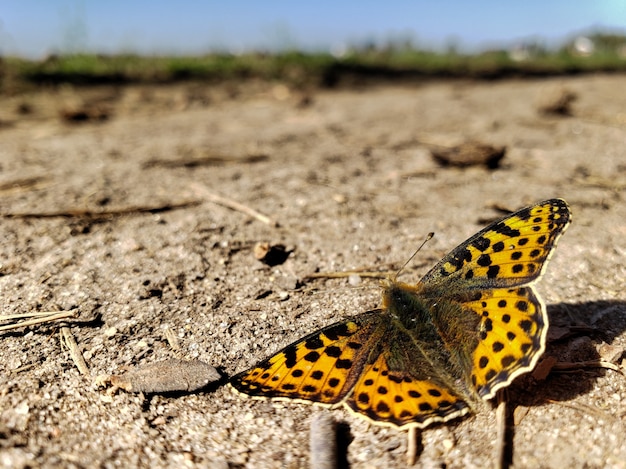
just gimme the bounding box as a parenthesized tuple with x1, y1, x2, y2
(304, 351, 320, 362)
(305, 337, 324, 349)
(477, 254, 492, 266)
(493, 222, 521, 238)
(472, 236, 491, 251)
(284, 346, 297, 368)
(492, 241, 505, 252)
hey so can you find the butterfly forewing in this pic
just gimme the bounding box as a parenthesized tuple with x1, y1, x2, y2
(230, 311, 384, 405)
(420, 199, 571, 289)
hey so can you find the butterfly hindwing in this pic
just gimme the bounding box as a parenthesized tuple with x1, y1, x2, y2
(345, 350, 471, 429)
(461, 286, 547, 399)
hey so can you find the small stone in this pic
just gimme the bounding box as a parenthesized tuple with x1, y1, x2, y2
(536, 86, 577, 116)
(442, 438, 455, 450)
(253, 242, 291, 266)
(430, 141, 506, 169)
(97, 359, 221, 394)
(348, 274, 362, 286)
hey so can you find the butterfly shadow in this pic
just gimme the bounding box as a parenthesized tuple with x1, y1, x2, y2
(507, 298, 626, 407)
(495, 299, 626, 467)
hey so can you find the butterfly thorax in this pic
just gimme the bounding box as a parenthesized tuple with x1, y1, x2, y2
(379, 279, 480, 399)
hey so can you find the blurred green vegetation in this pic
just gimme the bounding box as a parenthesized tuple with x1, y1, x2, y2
(2, 33, 625, 92)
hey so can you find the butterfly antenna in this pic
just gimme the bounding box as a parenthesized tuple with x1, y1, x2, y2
(394, 232, 434, 281)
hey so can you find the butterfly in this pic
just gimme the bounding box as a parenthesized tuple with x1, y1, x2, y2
(230, 199, 571, 430)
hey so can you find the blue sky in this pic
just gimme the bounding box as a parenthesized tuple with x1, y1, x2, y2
(2, 1, 625, 58)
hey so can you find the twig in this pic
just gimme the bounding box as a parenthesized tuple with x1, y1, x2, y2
(10, 364, 36, 374)
(406, 426, 420, 466)
(144, 153, 268, 168)
(1, 200, 201, 220)
(551, 360, 622, 373)
(310, 413, 337, 469)
(0, 310, 78, 332)
(190, 183, 278, 227)
(60, 327, 90, 376)
(303, 270, 394, 280)
(495, 391, 509, 469)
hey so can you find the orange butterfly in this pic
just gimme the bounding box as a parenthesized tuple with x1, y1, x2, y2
(231, 199, 571, 429)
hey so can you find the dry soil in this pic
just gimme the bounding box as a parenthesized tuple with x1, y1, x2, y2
(1, 75, 625, 468)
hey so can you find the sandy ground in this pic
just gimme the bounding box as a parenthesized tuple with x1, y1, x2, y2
(0, 74, 625, 468)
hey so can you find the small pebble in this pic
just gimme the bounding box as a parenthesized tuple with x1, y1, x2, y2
(98, 358, 221, 393)
(348, 274, 362, 286)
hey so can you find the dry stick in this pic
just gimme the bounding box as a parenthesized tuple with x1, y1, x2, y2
(495, 391, 509, 469)
(164, 327, 181, 351)
(190, 183, 278, 227)
(60, 327, 90, 376)
(304, 270, 395, 280)
(406, 427, 420, 466)
(310, 413, 338, 469)
(1, 200, 201, 220)
(552, 360, 622, 373)
(0, 310, 78, 332)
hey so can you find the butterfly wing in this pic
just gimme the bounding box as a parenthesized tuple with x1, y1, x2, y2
(459, 286, 547, 399)
(420, 199, 571, 290)
(344, 349, 470, 429)
(231, 307, 473, 429)
(417, 199, 571, 399)
(230, 311, 385, 405)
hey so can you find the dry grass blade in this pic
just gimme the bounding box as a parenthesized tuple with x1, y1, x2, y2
(1, 200, 202, 220)
(190, 182, 278, 227)
(303, 270, 394, 280)
(144, 153, 268, 168)
(0, 176, 49, 194)
(0, 310, 78, 332)
(60, 326, 90, 375)
(545, 400, 621, 423)
(551, 360, 622, 373)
